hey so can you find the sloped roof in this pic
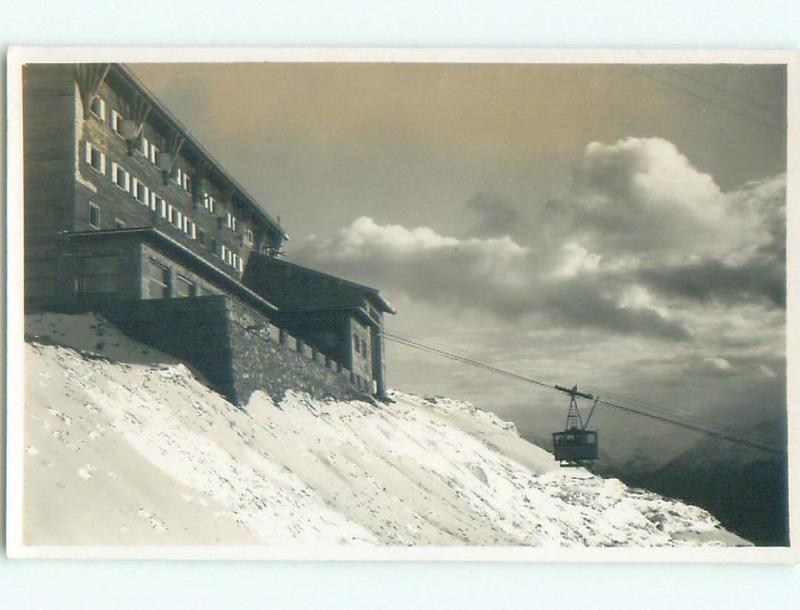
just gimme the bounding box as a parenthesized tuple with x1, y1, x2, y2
(244, 255, 396, 314)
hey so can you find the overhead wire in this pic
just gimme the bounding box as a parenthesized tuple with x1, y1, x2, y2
(382, 330, 785, 456)
(387, 329, 776, 446)
(664, 66, 785, 119)
(625, 66, 786, 134)
(382, 67, 788, 454)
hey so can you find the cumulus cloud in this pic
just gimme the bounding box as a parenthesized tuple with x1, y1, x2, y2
(292, 217, 689, 340)
(291, 137, 784, 343)
(547, 137, 770, 261)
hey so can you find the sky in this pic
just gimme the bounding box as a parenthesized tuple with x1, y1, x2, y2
(131, 62, 787, 464)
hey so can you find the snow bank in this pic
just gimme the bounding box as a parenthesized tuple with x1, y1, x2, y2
(21, 313, 747, 547)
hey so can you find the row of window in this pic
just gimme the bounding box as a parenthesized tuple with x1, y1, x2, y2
(86, 129, 246, 244)
(84, 144, 244, 273)
(86, 142, 198, 238)
(147, 258, 200, 299)
(87, 195, 245, 275)
(90, 95, 193, 195)
(220, 245, 244, 273)
(88, 96, 258, 228)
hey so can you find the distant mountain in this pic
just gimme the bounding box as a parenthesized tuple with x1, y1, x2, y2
(594, 434, 788, 546)
(521, 397, 788, 547)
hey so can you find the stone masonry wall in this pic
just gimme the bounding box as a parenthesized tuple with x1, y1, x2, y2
(91, 295, 364, 405)
(223, 297, 361, 404)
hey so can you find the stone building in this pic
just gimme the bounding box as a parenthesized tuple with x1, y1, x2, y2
(244, 254, 395, 398)
(23, 63, 394, 402)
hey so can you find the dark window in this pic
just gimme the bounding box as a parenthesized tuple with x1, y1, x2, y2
(89, 97, 105, 121)
(134, 180, 148, 204)
(353, 333, 361, 354)
(89, 203, 100, 229)
(87, 144, 105, 174)
(174, 275, 196, 298)
(112, 110, 123, 135)
(136, 135, 149, 157)
(112, 163, 129, 191)
(197, 228, 206, 246)
(78, 256, 118, 294)
(147, 259, 170, 299)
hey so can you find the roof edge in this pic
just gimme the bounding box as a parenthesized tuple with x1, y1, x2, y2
(110, 63, 288, 241)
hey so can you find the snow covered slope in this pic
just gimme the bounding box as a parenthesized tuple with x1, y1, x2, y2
(21, 313, 748, 547)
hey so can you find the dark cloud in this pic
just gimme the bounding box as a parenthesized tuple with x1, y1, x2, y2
(464, 192, 525, 238)
(292, 217, 690, 341)
(637, 258, 785, 309)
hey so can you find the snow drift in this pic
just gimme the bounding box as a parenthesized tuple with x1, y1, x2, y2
(21, 312, 747, 547)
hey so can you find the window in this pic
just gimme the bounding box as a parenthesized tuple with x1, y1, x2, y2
(150, 193, 167, 218)
(149, 144, 159, 166)
(226, 212, 237, 232)
(133, 178, 149, 205)
(236, 256, 243, 273)
(168, 205, 182, 229)
(85, 142, 106, 174)
(136, 135, 149, 158)
(115, 218, 126, 229)
(147, 259, 170, 299)
(174, 275, 196, 298)
(245, 228, 254, 246)
(184, 218, 197, 240)
(353, 333, 361, 354)
(89, 97, 105, 121)
(79, 256, 119, 294)
(174, 167, 191, 192)
(202, 192, 215, 213)
(232, 253, 239, 270)
(211, 238, 219, 256)
(88, 202, 100, 229)
(111, 162, 130, 192)
(221, 244, 229, 263)
(197, 228, 206, 246)
(111, 110, 124, 136)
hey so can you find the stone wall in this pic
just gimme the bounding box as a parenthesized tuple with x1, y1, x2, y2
(223, 297, 360, 404)
(91, 295, 363, 405)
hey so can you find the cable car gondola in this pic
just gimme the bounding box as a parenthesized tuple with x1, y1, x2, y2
(552, 384, 599, 466)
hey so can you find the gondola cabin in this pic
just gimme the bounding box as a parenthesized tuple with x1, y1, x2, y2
(552, 384, 600, 466)
(552, 429, 598, 462)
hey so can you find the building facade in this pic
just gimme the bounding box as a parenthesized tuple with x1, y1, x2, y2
(243, 254, 395, 397)
(23, 63, 394, 401)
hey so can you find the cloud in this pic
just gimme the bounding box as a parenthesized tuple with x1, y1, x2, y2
(464, 192, 525, 238)
(546, 137, 769, 261)
(637, 257, 785, 309)
(291, 138, 784, 344)
(292, 217, 690, 340)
